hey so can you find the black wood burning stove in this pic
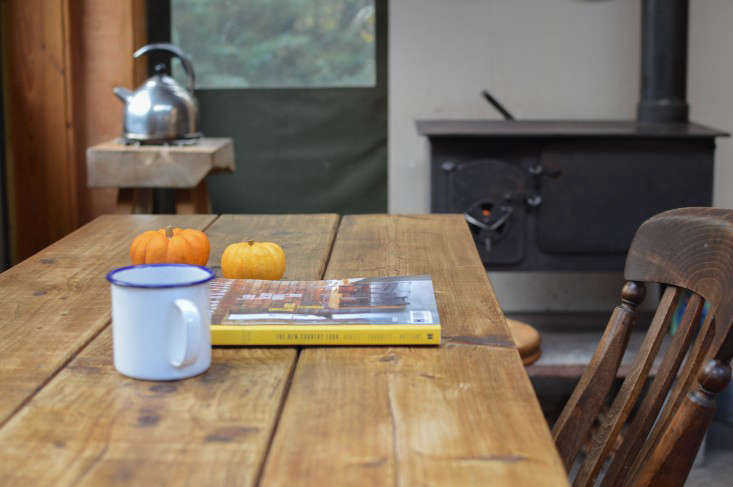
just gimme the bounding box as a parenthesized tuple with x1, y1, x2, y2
(418, 0, 728, 272)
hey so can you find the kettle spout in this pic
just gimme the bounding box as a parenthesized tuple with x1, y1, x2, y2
(113, 87, 133, 102)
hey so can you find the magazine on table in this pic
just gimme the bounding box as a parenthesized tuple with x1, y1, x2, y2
(209, 275, 441, 345)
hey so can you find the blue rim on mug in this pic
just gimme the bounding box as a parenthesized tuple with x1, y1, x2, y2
(106, 263, 216, 289)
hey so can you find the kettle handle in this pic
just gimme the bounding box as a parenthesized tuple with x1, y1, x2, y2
(133, 43, 196, 93)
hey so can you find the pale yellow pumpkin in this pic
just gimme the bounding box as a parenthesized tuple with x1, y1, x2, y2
(221, 240, 286, 280)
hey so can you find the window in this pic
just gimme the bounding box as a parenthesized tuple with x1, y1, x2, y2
(171, 0, 376, 88)
(153, 0, 388, 214)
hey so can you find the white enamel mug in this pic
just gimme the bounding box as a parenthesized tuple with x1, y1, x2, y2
(106, 264, 215, 380)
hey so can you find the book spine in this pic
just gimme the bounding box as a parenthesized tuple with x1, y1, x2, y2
(210, 325, 441, 346)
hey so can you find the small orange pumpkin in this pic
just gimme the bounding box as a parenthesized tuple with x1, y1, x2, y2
(130, 225, 210, 266)
(221, 240, 286, 280)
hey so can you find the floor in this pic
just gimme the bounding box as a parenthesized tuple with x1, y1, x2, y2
(687, 421, 733, 487)
(507, 312, 733, 486)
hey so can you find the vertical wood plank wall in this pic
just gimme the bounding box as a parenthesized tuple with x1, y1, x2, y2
(67, 0, 147, 222)
(1, 0, 146, 263)
(2, 0, 77, 263)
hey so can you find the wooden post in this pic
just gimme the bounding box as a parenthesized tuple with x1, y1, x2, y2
(2, 0, 79, 262)
(67, 0, 147, 220)
(1, 0, 146, 263)
(175, 181, 213, 214)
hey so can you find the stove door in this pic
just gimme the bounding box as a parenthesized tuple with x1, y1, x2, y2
(447, 159, 527, 265)
(537, 142, 713, 255)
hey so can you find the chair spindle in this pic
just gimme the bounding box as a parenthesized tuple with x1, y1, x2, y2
(630, 359, 731, 487)
(601, 293, 704, 487)
(573, 285, 680, 487)
(552, 281, 646, 470)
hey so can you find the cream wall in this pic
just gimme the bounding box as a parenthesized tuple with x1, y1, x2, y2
(388, 0, 732, 312)
(690, 0, 733, 209)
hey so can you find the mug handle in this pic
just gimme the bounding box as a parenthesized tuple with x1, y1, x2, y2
(170, 298, 201, 368)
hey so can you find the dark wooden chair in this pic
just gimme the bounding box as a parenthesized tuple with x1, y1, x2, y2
(551, 207, 733, 487)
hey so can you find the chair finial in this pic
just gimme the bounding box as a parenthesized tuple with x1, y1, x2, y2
(621, 281, 646, 309)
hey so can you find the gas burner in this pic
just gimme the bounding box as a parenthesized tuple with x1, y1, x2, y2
(119, 136, 201, 147)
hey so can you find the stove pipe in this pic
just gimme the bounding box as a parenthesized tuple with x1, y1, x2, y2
(637, 0, 689, 123)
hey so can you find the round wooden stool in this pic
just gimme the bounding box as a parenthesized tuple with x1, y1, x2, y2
(508, 319, 542, 366)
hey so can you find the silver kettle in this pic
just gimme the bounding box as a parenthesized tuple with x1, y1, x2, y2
(114, 43, 201, 143)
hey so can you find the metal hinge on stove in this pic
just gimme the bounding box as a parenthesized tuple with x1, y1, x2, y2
(526, 163, 561, 207)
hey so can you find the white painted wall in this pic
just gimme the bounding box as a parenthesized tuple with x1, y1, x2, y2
(690, 0, 733, 209)
(388, 0, 733, 312)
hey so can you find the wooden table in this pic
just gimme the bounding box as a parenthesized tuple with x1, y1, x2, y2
(0, 214, 568, 486)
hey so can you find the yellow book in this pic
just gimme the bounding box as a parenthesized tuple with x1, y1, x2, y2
(209, 275, 441, 346)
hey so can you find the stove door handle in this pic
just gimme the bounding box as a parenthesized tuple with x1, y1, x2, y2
(464, 206, 513, 231)
(465, 211, 490, 230)
(488, 206, 513, 230)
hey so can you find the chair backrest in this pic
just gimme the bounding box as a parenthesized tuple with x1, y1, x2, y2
(552, 207, 733, 487)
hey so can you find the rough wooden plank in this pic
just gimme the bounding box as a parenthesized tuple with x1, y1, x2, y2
(87, 138, 235, 188)
(206, 214, 340, 280)
(321, 214, 511, 342)
(0, 214, 215, 426)
(0, 214, 340, 486)
(261, 346, 568, 486)
(261, 214, 568, 486)
(0, 330, 295, 486)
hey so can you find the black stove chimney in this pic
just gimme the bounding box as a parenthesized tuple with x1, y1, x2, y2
(637, 0, 689, 123)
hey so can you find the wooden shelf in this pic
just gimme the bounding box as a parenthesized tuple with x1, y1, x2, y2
(86, 137, 235, 214)
(86, 137, 235, 188)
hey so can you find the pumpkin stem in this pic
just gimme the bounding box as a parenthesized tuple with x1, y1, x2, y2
(165, 225, 174, 239)
(247, 240, 254, 246)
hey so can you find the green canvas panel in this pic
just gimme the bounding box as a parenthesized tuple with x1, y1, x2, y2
(152, 0, 388, 215)
(200, 87, 386, 214)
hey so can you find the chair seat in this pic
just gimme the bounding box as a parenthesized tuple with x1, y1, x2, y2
(508, 319, 542, 366)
